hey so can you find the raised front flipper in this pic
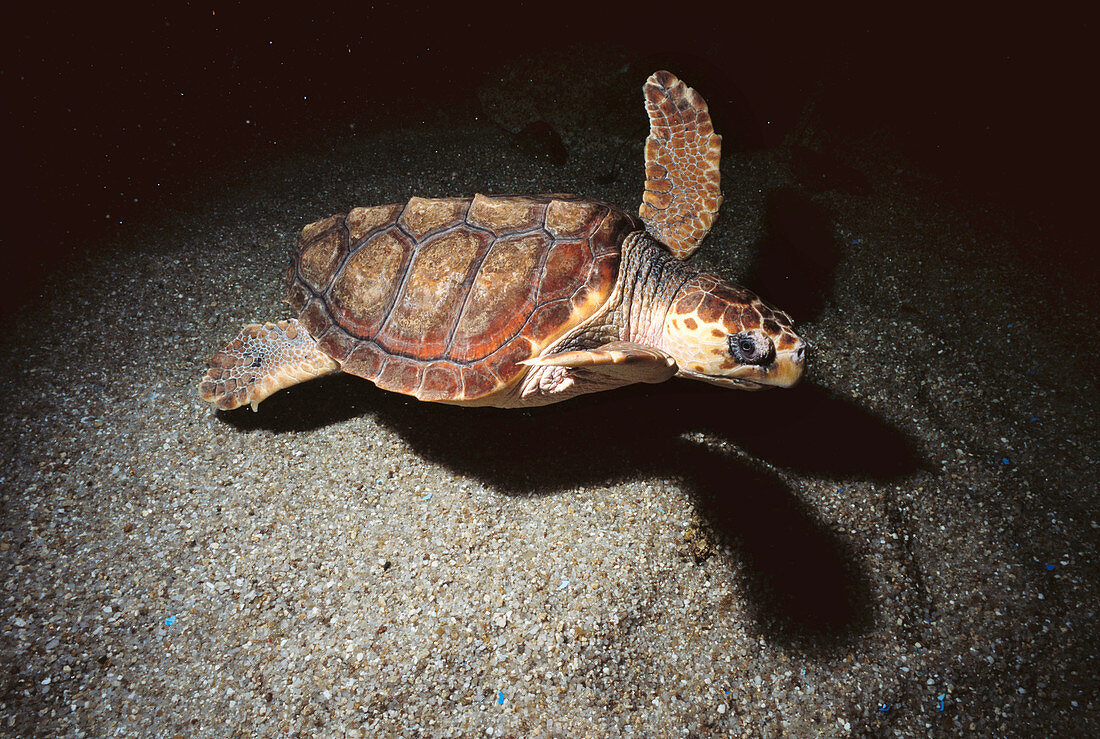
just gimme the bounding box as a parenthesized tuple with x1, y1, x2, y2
(639, 70, 723, 259)
(516, 341, 677, 405)
(199, 319, 340, 411)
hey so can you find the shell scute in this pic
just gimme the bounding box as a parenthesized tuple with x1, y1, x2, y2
(300, 214, 342, 245)
(419, 362, 463, 402)
(299, 298, 331, 342)
(315, 327, 357, 363)
(582, 252, 620, 304)
(375, 354, 424, 395)
(459, 364, 502, 400)
(545, 199, 607, 239)
(398, 197, 469, 241)
(299, 226, 347, 293)
(348, 204, 403, 244)
(344, 342, 385, 378)
(328, 228, 413, 338)
(590, 207, 636, 255)
(484, 336, 535, 382)
(467, 193, 546, 235)
(538, 240, 590, 303)
(524, 300, 576, 348)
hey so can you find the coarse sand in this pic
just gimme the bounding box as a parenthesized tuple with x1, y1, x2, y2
(2, 53, 1096, 736)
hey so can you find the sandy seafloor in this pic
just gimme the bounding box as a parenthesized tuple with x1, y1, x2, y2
(2, 53, 1097, 736)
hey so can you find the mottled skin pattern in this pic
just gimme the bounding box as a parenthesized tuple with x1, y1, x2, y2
(662, 271, 804, 390)
(640, 70, 722, 259)
(200, 320, 338, 411)
(199, 71, 806, 411)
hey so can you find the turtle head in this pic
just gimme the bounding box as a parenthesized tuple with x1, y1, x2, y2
(661, 276, 806, 390)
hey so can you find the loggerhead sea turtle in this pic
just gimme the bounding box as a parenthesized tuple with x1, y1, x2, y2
(199, 71, 806, 411)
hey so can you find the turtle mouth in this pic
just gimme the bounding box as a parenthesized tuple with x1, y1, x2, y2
(676, 369, 772, 391)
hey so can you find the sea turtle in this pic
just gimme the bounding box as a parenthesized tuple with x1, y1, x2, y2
(199, 71, 806, 411)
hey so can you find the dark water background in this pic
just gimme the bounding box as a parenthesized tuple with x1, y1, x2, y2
(4, 6, 1092, 316)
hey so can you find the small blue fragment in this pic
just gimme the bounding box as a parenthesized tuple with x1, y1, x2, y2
(937, 693, 945, 711)
(422, 493, 433, 501)
(878, 704, 891, 712)
(1002, 457, 1010, 465)
(497, 691, 504, 705)
(1046, 564, 1055, 571)
(165, 615, 176, 626)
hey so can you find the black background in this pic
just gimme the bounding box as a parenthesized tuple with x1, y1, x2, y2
(2, 5, 1092, 316)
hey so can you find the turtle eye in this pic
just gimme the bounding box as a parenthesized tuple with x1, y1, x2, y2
(728, 331, 774, 365)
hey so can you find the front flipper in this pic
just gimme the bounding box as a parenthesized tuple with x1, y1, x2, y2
(199, 319, 340, 411)
(639, 70, 723, 259)
(518, 341, 677, 402)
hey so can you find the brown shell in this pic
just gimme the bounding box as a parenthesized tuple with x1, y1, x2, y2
(286, 194, 639, 402)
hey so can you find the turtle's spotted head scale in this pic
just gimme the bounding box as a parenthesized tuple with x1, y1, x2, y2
(660, 274, 806, 391)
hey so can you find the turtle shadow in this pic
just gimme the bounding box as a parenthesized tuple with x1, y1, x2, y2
(219, 377, 917, 652)
(368, 381, 908, 652)
(221, 375, 921, 485)
(675, 439, 875, 654)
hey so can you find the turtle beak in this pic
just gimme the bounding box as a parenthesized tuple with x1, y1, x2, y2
(770, 338, 807, 388)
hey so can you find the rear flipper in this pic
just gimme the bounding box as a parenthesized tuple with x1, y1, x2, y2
(518, 341, 677, 403)
(199, 319, 340, 411)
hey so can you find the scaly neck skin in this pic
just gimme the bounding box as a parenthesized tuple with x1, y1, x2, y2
(611, 232, 698, 346)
